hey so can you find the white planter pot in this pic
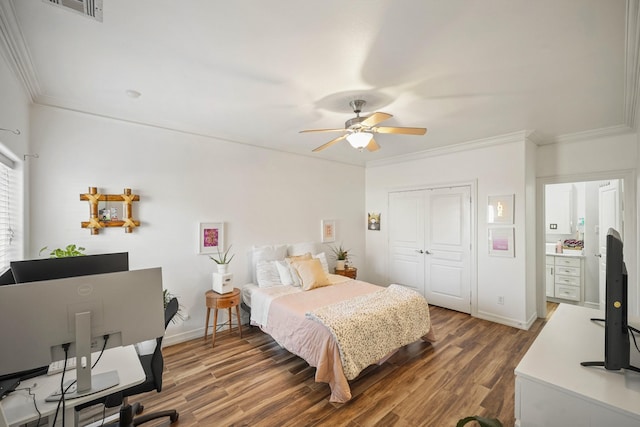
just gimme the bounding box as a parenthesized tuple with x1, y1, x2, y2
(335, 260, 345, 270)
(216, 264, 228, 274)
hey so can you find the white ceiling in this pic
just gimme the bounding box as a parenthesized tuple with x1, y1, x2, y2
(0, 0, 635, 166)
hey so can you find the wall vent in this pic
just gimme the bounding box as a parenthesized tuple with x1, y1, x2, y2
(43, 0, 103, 22)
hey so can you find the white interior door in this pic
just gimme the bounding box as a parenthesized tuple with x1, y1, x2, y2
(388, 191, 425, 294)
(388, 186, 471, 313)
(598, 180, 622, 308)
(424, 187, 471, 313)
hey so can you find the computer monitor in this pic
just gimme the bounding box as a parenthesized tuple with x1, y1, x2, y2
(0, 267, 165, 400)
(0, 268, 14, 286)
(10, 252, 129, 284)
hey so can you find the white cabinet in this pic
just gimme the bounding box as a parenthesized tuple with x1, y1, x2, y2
(515, 304, 640, 427)
(545, 256, 554, 297)
(545, 183, 573, 234)
(547, 255, 584, 303)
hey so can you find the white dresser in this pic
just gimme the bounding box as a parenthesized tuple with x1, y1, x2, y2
(545, 254, 584, 303)
(515, 304, 640, 426)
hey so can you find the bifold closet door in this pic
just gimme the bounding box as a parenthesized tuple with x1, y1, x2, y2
(389, 186, 471, 314)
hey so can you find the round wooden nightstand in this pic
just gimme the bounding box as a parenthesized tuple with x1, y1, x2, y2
(204, 288, 242, 347)
(334, 267, 357, 280)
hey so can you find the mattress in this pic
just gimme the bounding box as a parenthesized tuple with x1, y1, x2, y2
(247, 277, 434, 402)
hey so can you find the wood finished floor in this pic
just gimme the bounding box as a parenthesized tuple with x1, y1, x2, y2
(101, 303, 558, 427)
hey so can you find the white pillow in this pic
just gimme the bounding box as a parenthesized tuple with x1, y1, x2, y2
(275, 260, 294, 286)
(256, 260, 282, 288)
(252, 244, 288, 283)
(313, 252, 329, 274)
(288, 242, 319, 257)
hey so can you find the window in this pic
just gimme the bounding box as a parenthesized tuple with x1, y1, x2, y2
(0, 154, 15, 272)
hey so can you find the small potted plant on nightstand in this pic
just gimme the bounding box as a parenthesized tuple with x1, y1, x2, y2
(330, 244, 350, 270)
(209, 245, 235, 274)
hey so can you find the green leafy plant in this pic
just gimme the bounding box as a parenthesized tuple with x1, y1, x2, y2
(39, 244, 86, 258)
(456, 415, 503, 427)
(329, 244, 350, 261)
(209, 245, 235, 265)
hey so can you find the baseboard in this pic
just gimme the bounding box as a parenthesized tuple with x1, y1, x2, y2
(162, 328, 204, 347)
(476, 310, 534, 330)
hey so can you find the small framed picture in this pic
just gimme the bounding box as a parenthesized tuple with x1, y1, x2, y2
(199, 222, 224, 254)
(321, 219, 336, 243)
(98, 202, 121, 222)
(488, 194, 515, 225)
(488, 227, 515, 257)
(368, 213, 381, 231)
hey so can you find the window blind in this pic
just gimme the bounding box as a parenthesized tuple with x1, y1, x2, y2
(0, 158, 15, 272)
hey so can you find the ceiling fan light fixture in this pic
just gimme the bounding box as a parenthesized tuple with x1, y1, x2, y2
(346, 132, 373, 149)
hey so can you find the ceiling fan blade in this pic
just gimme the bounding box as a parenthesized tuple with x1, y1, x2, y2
(366, 138, 380, 152)
(299, 128, 346, 133)
(312, 134, 347, 152)
(361, 112, 392, 127)
(373, 126, 427, 135)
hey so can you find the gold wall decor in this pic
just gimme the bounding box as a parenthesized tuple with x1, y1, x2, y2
(80, 187, 140, 234)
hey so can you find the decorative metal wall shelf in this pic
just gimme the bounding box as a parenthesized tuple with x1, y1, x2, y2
(80, 187, 140, 234)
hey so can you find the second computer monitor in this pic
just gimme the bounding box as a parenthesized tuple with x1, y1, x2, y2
(10, 252, 129, 284)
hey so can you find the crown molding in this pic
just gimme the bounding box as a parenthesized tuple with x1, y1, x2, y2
(0, 0, 39, 101)
(366, 130, 535, 168)
(624, 0, 640, 129)
(365, 123, 636, 168)
(549, 125, 634, 145)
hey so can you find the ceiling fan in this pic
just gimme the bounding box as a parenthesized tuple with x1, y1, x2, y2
(300, 99, 427, 152)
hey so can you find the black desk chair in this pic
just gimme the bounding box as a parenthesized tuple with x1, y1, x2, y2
(77, 297, 180, 426)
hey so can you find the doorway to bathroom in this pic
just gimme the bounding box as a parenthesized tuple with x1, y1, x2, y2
(544, 179, 622, 309)
(538, 170, 637, 318)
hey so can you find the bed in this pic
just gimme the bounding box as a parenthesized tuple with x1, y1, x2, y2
(243, 243, 436, 403)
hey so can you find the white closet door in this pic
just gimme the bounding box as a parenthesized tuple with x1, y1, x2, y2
(388, 190, 426, 294)
(388, 186, 471, 313)
(424, 187, 471, 313)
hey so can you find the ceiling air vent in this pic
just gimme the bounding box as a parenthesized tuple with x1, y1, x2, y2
(43, 0, 103, 22)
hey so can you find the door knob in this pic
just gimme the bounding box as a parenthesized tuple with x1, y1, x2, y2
(416, 249, 424, 254)
(425, 250, 431, 255)
(595, 253, 602, 258)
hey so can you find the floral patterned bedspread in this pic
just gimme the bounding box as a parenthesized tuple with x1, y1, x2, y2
(305, 284, 432, 380)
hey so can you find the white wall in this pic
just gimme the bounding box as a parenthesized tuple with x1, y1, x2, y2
(28, 105, 365, 344)
(365, 133, 534, 329)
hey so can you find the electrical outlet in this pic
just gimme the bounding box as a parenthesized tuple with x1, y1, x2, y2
(498, 296, 504, 305)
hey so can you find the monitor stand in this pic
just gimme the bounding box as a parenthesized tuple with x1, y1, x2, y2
(580, 317, 640, 373)
(580, 360, 640, 373)
(45, 312, 119, 402)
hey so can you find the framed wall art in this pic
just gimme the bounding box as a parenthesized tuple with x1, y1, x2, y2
(367, 212, 381, 230)
(80, 186, 140, 234)
(488, 227, 515, 257)
(487, 194, 514, 225)
(321, 219, 336, 243)
(199, 222, 225, 254)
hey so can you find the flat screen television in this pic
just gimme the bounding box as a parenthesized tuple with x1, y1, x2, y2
(581, 228, 639, 373)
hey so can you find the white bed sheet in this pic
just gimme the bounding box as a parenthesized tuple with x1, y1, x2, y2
(246, 273, 351, 326)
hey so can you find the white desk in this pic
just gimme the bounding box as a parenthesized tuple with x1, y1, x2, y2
(0, 345, 145, 427)
(515, 304, 640, 426)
